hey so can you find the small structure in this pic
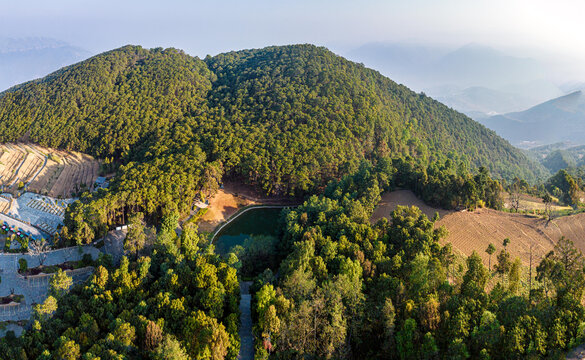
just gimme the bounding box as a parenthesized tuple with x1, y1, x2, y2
(94, 177, 109, 190)
(194, 200, 209, 209)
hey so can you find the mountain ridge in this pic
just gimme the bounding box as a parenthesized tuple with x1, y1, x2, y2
(0, 37, 91, 91)
(481, 90, 585, 147)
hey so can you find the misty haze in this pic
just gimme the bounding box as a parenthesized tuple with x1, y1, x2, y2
(1, 1, 585, 359)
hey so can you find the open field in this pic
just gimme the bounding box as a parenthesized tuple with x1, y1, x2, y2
(372, 190, 585, 267)
(0, 143, 99, 198)
(503, 192, 572, 213)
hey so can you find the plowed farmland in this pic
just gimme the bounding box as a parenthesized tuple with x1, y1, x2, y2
(372, 190, 585, 266)
(0, 143, 100, 198)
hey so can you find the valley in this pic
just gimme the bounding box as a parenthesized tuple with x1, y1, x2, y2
(481, 90, 585, 147)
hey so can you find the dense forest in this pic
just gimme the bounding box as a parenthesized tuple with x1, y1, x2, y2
(0, 217, 242, 359)
(0, 45, 546, 237)
(246, 170, 585, 359)
(0, 45, 545, 188)
(2, 161, 583, 359)
(2, 44, 582, 359)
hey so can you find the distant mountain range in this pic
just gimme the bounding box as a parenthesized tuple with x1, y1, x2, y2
(346, 42, 564, 118)
(0, 37, 91, 91)
(432, 85, 555, 118)
(479, 91, 585, 148)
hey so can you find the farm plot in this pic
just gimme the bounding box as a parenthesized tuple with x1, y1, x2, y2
(372, 190, 585, 267)
(504, 193, 572, 212)
(0, 149, 24, 186)
(438, 209, 557, 266)
(19, 155, 43, 184)
(0, 143, 100, 199)
(0, 198, 10, 213)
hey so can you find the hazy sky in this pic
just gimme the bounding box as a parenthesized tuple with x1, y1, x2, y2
(1, 0, 584, 61)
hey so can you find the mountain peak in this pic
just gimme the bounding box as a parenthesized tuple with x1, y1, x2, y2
(0, 44, 543, 182)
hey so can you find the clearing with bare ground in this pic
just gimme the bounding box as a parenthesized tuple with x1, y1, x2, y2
(372, 190, 585, 267)
(503, 192, 572, 213)
(197, 181, 299, 232)
(197, 189, 257, 233)
(0, 143, 99, 198)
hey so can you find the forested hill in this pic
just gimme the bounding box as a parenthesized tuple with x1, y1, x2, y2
(0, 46, 213, 157)
(0, 44, 545, 194)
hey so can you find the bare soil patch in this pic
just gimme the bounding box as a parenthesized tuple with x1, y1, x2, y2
(372, 190, 451, 221)
(223, 181, 295, 204)
(198, 189, 257, 232)
(372, 190, 585, 267)
(198, 181, 300, 233)
(0, 143, 100, 198)
(503, 192, 571, 212)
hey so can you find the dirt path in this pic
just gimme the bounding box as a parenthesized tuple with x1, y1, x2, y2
(238, 281, 254, 360)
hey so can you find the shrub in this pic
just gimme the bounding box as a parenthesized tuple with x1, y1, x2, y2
(81, 253, 94, 267)
(18, 258, 28, 272)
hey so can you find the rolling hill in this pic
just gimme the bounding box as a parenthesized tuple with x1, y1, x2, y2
(2, 45, 584, 360)
(372, 190, 585, 267)
(482, 90, 585, 147)
(0, 44, 544, 190)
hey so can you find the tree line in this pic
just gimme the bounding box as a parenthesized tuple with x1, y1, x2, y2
(0, 215, 241, 359)
(244, 170, 585, 359)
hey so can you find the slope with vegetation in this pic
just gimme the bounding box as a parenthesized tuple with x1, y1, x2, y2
(0, 44, 571, 359)
(0, 45, 544, 230)
(247, 168, 585, 359)
(0, 216, 241, 359)
(372, 189, 585, 267)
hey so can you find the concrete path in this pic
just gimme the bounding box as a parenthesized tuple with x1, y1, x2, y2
(0, 245, 99, 324)
(238, 281, 254, 360)
(0, 323, 24, 337)
(0, 245, 101, 272)
(567, 344, 585, 359)
(0, 212, 45, 239)
(101, 229, 126, 266)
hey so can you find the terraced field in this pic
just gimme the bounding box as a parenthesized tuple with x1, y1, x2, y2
(503, 193, 572, 213)
(0, 143, 100, 198)
(372, 190, 585, 266)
